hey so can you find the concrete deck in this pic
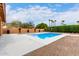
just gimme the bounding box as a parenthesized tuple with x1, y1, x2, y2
(24, 34, 79, 56)
(0, 33, 79, 56)
(0, 33, 65, 56)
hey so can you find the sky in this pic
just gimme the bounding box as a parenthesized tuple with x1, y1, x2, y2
(6, 3, 79, 26)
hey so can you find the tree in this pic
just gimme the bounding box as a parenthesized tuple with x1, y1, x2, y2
(10, 20, 22, 27)
(8, 20, 35, 28)
(77, 21, 79, 24)
(21, 23, 29, 28)
(49, 19, 56, 26)
(36, 23, 48, 29)
(54, 20, 56, 26)
(51, 20, 55, 26)
(21, 21, 34, 28)
(61, 20, 65, 25)
(49, 19, 51, 27)
(28, 21, 35, 28)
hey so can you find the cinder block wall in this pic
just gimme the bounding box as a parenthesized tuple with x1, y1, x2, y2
(35, 29, 40, 32)
(40, 29, 44, 32)
(3, 27, 19, 34)
(3, 27, 45, 34)
(29, 28, 34, 33)
(21, 28, 28, 33)
(9, 28, 19, 34)
(2, 28, 7, 34)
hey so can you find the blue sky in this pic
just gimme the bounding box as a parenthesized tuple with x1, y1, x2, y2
(7, 3, 76, 12)
(6, 3, 79, 26)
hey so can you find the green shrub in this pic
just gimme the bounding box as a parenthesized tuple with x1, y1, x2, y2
(46, 25, 79, 33)
(36, 23, 48, 29)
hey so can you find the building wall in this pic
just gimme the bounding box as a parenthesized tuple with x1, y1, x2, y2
(0, 3, 5, 22)
(0, 3, 5, 36)
(0, 21, 1, 36)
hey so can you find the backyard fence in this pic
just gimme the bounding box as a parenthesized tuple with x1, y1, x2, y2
(3, 27, 44, 34)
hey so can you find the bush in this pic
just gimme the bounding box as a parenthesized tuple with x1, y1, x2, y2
(46, 25, 79, 33)
(21, 22, 34, 28)
(36, 23, 48, 30)
(7, 21, 35, 28)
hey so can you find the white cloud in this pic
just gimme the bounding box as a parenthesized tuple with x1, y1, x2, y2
(6, 4, 79, 26)
(6, 5, 57, 25)
(53, 10, 79, 25)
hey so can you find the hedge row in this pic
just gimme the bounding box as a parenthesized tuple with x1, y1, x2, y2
(46, 25, 79, 33)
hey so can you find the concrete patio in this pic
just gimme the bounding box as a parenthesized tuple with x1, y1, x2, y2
(0, 33, 65, 56)
(0, 33, 79, 56)
(0, 34, 44, 56)
(24, 34, 79, 56)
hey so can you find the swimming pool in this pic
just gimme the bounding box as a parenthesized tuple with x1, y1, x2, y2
(32, 32, 60, 39)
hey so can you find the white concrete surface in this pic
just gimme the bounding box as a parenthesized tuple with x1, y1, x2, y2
(0, 33, 67, 56)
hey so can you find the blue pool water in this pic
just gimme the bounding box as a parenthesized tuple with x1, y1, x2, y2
(32, 33, 60, 39)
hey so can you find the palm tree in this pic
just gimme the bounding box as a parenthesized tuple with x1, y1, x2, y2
(61, 20, 65, 25)
(77, 21, 79, 25)
(51, 20, 55, 26)
(54, 20, 56, 26)
(49, 19, 51, 27)
(49, 19, 57, 27)
(49, 19, 53, 31)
